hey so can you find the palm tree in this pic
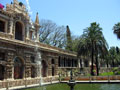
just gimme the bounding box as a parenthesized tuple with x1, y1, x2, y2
(109, 47, 120, 67)
(78, 22, 108, 76)
(113, 22, 120, 39)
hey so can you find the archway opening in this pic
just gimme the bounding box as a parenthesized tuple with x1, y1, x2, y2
(41, 60, 47, 77)
(15, 22, 23, 41)
(14, 57, 24, 79)
(0, 65, 5, 80)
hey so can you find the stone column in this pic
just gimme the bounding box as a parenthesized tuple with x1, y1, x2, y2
(25, 54, 31, 78)
(26, 22, 30, 40)
(36, 30, 39, 42)
(9, 17, 13, 35)
(48, 58, 51, 76)
(78, 59, 81, 68)
(55, 58, 58, 76)
(6, 52, 14, 79)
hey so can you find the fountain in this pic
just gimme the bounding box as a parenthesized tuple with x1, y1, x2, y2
(67, 69, 76, 90)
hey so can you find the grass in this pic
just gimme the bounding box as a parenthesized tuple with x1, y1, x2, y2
(99, 72, 114, 76)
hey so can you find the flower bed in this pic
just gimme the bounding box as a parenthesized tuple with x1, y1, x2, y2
(63, 75, 120, 81)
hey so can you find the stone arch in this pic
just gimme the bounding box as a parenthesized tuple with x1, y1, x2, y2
(41, 60, 48, 77)
(14, 57, 24, 79)
(0, 65, 5, 80)
(15, 21, 24, 41)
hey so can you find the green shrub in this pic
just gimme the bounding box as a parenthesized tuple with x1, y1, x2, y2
(100, 72, 114, 76)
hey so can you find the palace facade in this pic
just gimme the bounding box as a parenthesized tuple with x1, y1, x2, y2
(0, 0, 79, 89)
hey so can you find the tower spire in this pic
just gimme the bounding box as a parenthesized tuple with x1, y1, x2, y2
(34, 12, 40, 42)
(35, 12, 40, 26)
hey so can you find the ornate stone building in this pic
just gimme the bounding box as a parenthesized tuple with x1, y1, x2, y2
(0, 0, 78, 89)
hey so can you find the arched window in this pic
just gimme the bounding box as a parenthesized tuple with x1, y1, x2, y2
(0, 20, 5, 32)
(15, 22, 23, 41)
(0, 65, 5, 80)
(41, 60, 47, 77)
(14, 57, 24, 79)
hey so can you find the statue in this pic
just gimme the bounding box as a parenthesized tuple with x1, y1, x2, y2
(67, 69, 76, 90)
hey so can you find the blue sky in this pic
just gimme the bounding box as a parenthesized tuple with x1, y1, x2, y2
(1, 0, 120, 48)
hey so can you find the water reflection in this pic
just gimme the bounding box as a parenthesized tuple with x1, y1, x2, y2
(100, 84, 120, 90)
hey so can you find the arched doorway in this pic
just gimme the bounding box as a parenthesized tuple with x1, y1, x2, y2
(14, 57, 24, 79)
(0, 65, 5, 80)
(15, 22, 23, 41)
(41, 60, 47, 77)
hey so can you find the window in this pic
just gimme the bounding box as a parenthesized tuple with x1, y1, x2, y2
(31, 56, 35, 63)
(30, 31, 33, 40)
(51, 59, 55, 64)
(58, 56, 60, 67)
(0, 20, 5, 32)
(15, 22, 23, 41)
(31, 66, 36, 78)
(42, 60, 47, 77)
(0, 65, 5, 80)
(14, 57, 24, 79)
(0, 52, 5, 61)
(52, 66, 54, 76)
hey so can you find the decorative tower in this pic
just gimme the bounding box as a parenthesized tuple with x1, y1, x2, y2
(34, 12, 40, 42)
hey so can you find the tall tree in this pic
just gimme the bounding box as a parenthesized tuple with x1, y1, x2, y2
(78, 22, 108, 76)
(66, 25, 72, 51)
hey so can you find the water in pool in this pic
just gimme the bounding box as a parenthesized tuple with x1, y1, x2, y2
(24, 83, 120, 90)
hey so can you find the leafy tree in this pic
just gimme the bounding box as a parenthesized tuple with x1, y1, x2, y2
(39, 19, 66, 48)
(109, 46, 120, 67)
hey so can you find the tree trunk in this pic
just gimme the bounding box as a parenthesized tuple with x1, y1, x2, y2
(91, 41, 94, 76)
(95, 54, 99, 76)
(106, 59, 109, 68)
(95, 43, 99, 76)
(112, 59, 115, 67)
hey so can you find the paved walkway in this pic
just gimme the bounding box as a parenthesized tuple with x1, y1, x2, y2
(5, 81, 59, 90)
